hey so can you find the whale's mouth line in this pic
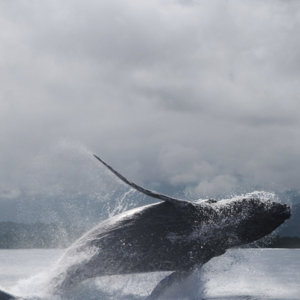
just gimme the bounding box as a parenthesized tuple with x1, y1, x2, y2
(285, 205, 291, 218)
(271, 203, 291, 220)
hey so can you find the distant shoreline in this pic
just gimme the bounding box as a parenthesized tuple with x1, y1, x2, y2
(256, 236, 300, 249)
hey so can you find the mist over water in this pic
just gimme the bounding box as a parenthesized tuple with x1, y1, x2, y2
(1, 249, 299, 300)
(1, 141, 152, 227)
(4, 141, 292, 225)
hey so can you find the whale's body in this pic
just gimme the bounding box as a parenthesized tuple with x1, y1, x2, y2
(48, 156, 291, 298)
(0, 155, 291, 299)
(51, 196, 290, 292)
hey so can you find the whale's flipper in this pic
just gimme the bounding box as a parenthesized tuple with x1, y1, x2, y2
(0, 290, 16, 300)
(93, 154, 190, 206)
(147, 269, 195, 300)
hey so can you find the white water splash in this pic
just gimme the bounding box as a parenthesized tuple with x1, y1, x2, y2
(4, 249, 299, 300)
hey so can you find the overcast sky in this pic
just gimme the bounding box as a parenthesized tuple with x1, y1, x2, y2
(1, 0, 300, 200)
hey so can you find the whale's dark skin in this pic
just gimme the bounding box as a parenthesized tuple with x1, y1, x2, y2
(48, 155, 291, 298)
(0, 155, 291, 300)
(0, 290, 15, 300)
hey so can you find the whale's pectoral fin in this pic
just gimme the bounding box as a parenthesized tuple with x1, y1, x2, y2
(146, 269, 196, 300)
(0, 289, 16, 300)
(93, 154, 193, 207)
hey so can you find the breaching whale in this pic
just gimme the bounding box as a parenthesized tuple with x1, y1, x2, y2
(0, 155, 291, 300)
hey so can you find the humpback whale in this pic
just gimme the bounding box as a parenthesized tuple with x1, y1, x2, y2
(0, 155, 291, 300)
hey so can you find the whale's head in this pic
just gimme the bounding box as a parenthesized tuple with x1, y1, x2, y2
(215, 197, 291, 246)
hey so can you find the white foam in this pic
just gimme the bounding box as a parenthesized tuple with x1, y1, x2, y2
(6, 249, 300, 300)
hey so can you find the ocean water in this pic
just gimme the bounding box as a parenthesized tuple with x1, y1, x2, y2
(0, 248, 299, 300)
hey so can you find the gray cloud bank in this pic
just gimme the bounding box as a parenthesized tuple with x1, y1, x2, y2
(1, 0, 300, 199)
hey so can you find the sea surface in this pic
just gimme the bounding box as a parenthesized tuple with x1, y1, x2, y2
(0, 248, 299, 300)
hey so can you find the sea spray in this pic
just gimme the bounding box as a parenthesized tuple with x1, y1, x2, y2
(3, 249, 300, 300)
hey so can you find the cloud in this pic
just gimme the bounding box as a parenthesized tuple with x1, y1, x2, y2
(0, 0, 300, 199)
(192, 174, 239, 199)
